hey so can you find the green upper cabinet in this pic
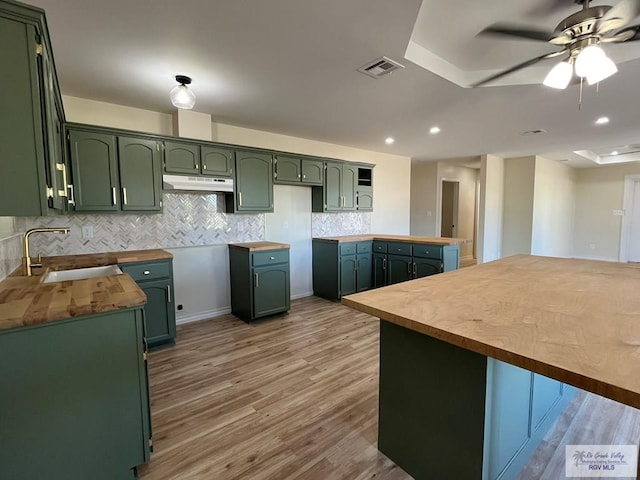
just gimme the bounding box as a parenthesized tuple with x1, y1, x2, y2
(312, 161, 366, 212)
(201, 146, 233, 177)
(69, 130, 120, 212)
(0, 2, 68, 216)
(274, 155, 301, 184)
(301, 159, 323, 185)
(118, 136, 162, 211)
(273, 155, 324, 186)
(226, 150, 273, 213)
(164, 141, 200, 174)
(68, 127, 162, 213)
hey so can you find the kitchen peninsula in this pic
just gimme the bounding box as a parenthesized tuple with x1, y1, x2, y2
(343, 255, 640, 480)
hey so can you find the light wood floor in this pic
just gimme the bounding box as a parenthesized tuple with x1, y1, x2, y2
(138, 297, 639, 480)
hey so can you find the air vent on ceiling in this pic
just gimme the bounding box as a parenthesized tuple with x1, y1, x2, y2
(357, 56, 405, 79)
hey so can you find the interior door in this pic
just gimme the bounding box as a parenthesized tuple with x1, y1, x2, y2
(628, 181, 640, 262)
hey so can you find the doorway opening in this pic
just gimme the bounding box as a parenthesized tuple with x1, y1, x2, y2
(440, 180, 459, 238)
(620, 175, 640, 262)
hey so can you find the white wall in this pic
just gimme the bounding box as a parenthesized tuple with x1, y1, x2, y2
(501, 156, 536, 257)
(214, 123, 411, 235)
(477, 155, 504, 263)
(573, 163, 640, 261)
(531, 157, 576, 257)
(436, 162, 478, 258)
(410, 162, 438, 236)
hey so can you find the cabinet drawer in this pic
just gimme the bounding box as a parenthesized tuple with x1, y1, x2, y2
(120, 261, 171, 282)
(387, 242, 412, 256)
(373, 241, 387, 253)
(252, 249, 289, 267)
(340, 242, 357, 256)
(356, 241, 372, 254)
(412, 244, 443, 260)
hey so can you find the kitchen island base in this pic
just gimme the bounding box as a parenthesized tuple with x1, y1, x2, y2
(379, 320, 575, 480)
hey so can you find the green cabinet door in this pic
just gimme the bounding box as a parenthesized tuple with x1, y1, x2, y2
(234, 151, 273, 212)
(356, 253, 373, 292)
(274, 155, 301, 184)
(253, 264, 290, 318)
(118, 137, 162, 211)
(301, 159, 323, 185)
(413, 258, 442, 279)
(387, 254, 412, 285)
(164, 141, 200, 174)
(340, 255, 357, 296)
(531, 373, 563, 431)
(324, 161, 342, 211)
(357, 187, 373, 211)
(342, 163, 358, 210)
(69, 130, 119, 211)
(140, 278, 176, 347)
(201, 146, 233, 177)
(373, 253, 387, 288)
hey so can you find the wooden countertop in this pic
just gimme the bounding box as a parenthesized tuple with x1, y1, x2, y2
(342, 255, 640, 409)
(313, 234, 468, 246)
(0, 249, 171, 331)
(229, 241, 290, 251)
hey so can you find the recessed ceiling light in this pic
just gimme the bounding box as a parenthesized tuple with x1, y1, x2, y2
(385, 137, 395, 145)
(611, 150, 619, 155)
(429, 126, 441, 135)
(595, 116, 610, 125)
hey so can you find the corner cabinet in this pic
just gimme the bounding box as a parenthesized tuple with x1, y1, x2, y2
(312, 161, 373, 212)
(120, 258, 176, 349)
(229, 244, 290, 322)
(312, 240, 372, 300)
(67, 126, 163, 213)
(0, 307, 151, 479)
(225, 151, 274, 213)
(0, 0, 70, 216)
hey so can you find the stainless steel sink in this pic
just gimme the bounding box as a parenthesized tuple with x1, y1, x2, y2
(42, 265, 123, 283)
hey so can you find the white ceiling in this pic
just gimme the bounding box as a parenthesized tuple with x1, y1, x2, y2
(33, 0, 640, 165)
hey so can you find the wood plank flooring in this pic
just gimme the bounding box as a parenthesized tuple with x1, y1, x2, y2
(138, 296, 639, 480)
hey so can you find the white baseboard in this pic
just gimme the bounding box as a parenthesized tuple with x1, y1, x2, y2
(291, 291, 314, 300)
(176, 307, 232, 325)
(175, 293, 314, 325)
(571, 255, 619, 263)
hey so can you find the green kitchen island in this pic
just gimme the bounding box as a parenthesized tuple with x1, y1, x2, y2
(343, 255, 640, 480)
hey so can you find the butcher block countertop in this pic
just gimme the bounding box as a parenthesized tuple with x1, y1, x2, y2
(229, 241, 290, 251)
(342, 255, 640, 409)
(313, 234, 468, 246)
(0, 249, 171, 331)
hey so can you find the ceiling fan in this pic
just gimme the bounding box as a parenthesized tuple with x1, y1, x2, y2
(472, 0, 640, 88)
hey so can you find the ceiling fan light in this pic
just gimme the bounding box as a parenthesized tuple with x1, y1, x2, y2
(170, 76, 196, 109)
(586, 55, 618, 85)
(543, 61, 573, 89)
(574, 45, 606, 78)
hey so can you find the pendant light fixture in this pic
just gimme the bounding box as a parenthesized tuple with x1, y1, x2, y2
(170, 75, 196, 110)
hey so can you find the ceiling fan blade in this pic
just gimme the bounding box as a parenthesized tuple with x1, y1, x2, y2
(471, 51, 566, 88)
(479, 23, 554, 42)
(603, 25, 640, 42)
(598, 0, 640, 33)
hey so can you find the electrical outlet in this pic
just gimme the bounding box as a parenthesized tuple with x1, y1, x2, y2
(426, 211, 432, 217)
(613, 210, 625, 216)
(81, 225, 94, 239)
(589, 243, 596, 250)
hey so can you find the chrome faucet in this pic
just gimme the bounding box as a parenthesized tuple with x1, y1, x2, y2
(23, 227, 70, 276)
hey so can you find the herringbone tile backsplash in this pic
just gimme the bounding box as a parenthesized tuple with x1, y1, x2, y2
(14, 193, 371, 258)
(0, 234, 22, 281)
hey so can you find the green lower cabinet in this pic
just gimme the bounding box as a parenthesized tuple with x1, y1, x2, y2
(387, 254, 413, 285)
(0, 308, 151, 479)
(356, 253, 373, 292)
(340, 255, 357, 296)
(373, 253, 387, 288)
(229, 246, 290, 322)
(413, 258, 442, 278)
(312, 240, 373, 300)
(120, 259, 176, 349)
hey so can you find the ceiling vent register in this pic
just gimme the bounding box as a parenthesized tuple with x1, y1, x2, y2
(357, 56, 405, 79)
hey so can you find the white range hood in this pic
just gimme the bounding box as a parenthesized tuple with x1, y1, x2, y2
(162, 174, 233, 193)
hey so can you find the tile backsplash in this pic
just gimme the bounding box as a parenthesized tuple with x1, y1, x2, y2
(13, 193, 371, 258)
(0, 234, 22, 281)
